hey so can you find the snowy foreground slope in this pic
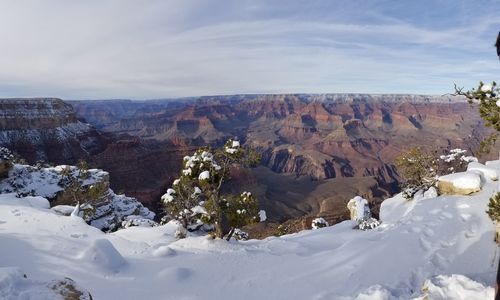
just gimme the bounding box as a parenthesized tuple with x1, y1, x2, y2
(1, 164, 499, 299)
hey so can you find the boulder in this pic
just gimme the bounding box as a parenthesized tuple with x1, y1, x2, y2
(437, 172, 482, 195)
(347, 196, 371, 221)
(467, 162, 498, 181)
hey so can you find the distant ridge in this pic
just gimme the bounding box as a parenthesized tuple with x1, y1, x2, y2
(66, 93, 466, 104)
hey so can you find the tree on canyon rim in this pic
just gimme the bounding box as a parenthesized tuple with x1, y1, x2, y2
(453, 36, 500, 226)
(161, 139, 261, 240)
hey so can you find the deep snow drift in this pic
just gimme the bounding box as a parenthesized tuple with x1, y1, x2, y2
(1, 162, 499, 299)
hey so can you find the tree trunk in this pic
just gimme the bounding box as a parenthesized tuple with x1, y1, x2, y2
(225, 227, 235, 241)
(215, 221, 224, 239)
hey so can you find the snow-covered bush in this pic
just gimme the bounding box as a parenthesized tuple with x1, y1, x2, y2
(0, 147, 13, 162)
(233, 228, 249, 240)
(395, 147, 476, 200)
(121, 215, 157, 228)
(357, 217, 380, 231)
(311, 217, 329, 229)
(454, 81, 500, 153)
(438, 148, 477, 174)
(161, 139, 261, 240)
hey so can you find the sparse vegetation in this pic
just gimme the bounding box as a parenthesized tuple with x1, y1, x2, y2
(274, 224, 290, 236)
(56, 162, 108, 221)
(395, 147, 476, 200)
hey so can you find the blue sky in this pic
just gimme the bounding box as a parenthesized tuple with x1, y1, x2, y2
(0, 0, 498, 99)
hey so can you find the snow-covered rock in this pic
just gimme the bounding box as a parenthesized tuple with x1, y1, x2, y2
(423, 186, 438, 199)
(413, 186, 438, 202)
(353, 285, 392, 300)
(0, 267, 92, 300)
(78, 239, 127, 273)
(311, 217, 329, 229)
(0, 163, 155, 231)
(347, 196, 371, 221)
(467, 162, 498, 181)
(258, 210, 267, 222)
(438, 171, 482, 195)
(485, 160, 500, 169)
(121, 215, 157, 228)
(51, 204, 75, 215)
(415, 274, 494, 300)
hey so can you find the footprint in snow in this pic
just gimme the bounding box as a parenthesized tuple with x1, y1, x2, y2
(460, 213, 472, 222)
(440, 238, 457, 248)
(423, 227, 435, 237)
(70, 233, 88, 238)
(419, 237, 432, 251)
(10, 209, 21, 216)
(457, 203, 470, 209)
(431, 253, 448, 270)
(464, 223, 478, 238)
(158, 267, 193, 281)
(439, 212, 453, 220)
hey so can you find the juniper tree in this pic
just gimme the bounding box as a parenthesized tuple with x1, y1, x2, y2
(454, 81, 499, 154)
(56, 163, 108, 221)
(453, 80, 500, 228)
(161, 139, 261, 240)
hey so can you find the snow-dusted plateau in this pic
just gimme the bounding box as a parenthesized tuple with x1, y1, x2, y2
(1, 160, 499, 299)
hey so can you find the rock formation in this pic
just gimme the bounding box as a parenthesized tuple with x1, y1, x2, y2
(0, 98, 107, 163)
(72, 94, 495, 193)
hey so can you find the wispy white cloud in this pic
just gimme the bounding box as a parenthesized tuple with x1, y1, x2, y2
(0, 0, 498, 99)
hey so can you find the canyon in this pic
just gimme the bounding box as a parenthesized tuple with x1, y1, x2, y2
(0, 95, 494, 228)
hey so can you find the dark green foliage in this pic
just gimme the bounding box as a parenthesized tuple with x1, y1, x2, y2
(487, 192, 500, 222)
(395, 147, 438, 200)
(395, 147, 474, 200)
(274, 224, 290, 236)
(162, 139, 261, 240)
(223, 192, 260, 230)
(454, 81, 500, 153)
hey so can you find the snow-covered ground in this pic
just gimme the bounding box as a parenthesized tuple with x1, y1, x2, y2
(0, 163, 154, 231)
(0, 162, 499, 299)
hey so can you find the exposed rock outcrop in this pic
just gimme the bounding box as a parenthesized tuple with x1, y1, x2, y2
(0, 163, 155, 231)
(0, 98, 107, 164)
